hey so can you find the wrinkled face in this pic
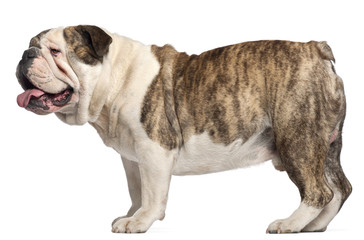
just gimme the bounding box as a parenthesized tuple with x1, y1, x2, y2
(17, 28, 76, 114)
(16, 25, 112, 123)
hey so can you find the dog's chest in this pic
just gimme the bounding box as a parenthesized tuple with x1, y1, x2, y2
(173, 131, 275, 175)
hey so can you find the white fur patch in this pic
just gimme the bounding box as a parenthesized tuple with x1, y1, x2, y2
(302, 178, 342, 232)
(94, 43, 161, 159)
(173, 131, 276, 175)
(267, 202, 322, 233)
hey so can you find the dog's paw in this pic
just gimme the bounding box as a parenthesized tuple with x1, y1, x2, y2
(111, 217, 150, 233)
(266, 219, 301, 234)
(111, 216, 127, 226)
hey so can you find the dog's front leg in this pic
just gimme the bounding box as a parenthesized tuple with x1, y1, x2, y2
(111, 158, 142, 227)
(112, 147, 175, 233)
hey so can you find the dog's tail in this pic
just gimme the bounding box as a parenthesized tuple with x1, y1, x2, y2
(316, 41, 336, 63)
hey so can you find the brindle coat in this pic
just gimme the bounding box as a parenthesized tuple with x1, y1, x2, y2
(141, 40, 351, 209)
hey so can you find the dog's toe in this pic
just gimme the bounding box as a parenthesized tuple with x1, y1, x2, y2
(266, 219, 297, 234)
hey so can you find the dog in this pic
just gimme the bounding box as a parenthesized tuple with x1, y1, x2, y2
(16, 25, 352, 233)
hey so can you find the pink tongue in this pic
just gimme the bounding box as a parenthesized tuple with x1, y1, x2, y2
(17, 89, 45, 108)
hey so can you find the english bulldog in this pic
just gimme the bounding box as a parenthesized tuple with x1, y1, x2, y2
(16, 25, 352, 234)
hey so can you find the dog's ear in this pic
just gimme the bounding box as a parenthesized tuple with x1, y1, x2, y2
(64, 25, 113, 65)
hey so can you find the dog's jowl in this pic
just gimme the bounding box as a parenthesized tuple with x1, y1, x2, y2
(16, 25, 352, 233)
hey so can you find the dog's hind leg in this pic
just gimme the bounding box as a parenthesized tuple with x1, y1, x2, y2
(266, 99, 337, 234)
(302, 127, 352, 232)
(266, 133, 333, 233)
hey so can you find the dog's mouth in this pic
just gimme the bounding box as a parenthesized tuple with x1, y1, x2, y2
(17, 88, 73, 110)
(17, 74, 74, 113)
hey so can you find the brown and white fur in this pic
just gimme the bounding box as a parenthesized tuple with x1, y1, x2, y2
(16, 25, 352, 234)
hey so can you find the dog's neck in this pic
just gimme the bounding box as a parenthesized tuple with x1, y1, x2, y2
(89, 34, 161, 139)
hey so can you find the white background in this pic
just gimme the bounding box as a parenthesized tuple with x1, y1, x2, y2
(0, 0, 363, 239)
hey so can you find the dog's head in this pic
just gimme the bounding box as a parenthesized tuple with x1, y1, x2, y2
(16, 25, 112, 124)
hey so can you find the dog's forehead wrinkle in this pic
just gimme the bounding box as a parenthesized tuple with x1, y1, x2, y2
(29, 29, 51, 48)
(44, 28, 67, 48)
(29, 27, 65, 50)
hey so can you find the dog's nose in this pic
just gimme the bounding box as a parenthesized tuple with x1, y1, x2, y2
(22, 47, 40, 60)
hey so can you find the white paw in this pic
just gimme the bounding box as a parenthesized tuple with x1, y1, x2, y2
(266, 219, 302, 234)
(267, 203, 322, 234)
(111, 216, 127, 226)
(111, 217, 151, 233)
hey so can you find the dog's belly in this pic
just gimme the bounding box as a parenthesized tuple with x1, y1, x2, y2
(173, 130, 276, 175)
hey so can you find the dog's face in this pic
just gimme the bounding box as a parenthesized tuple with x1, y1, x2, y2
(16, 25, 112, 124)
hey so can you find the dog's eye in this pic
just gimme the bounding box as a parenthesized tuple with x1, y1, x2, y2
(50, 48, 61, 56)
